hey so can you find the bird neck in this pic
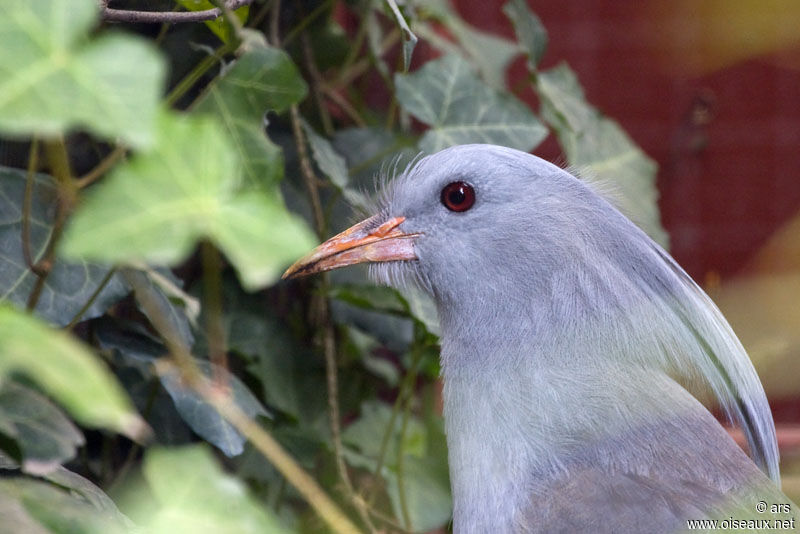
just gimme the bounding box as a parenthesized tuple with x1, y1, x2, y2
(440, 361, 713, 532)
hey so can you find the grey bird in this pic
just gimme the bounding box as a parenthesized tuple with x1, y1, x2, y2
(283, 144, 796, 532)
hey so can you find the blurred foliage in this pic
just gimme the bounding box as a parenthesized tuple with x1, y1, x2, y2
(0, 0, 666, 532)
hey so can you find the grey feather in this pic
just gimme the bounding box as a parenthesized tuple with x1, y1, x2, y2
(366, 144, 793, 532)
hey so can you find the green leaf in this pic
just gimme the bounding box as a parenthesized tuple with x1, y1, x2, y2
(384, 0, 418, 72)
(0, 0, 165, 147)
(160, 360, 269, 457)
(94, 318, 196, 446)
(386, 455, 452, 532)
(302, 121, 368, 208)
(0, 306, 146, 440)
(127, 445, 289, 534)
(60, 112, 317, 290)
(174, 0, 250, 43)
(395, 54, 547, 154)
(329, 284, 409, 316)
(536, 64, 669, 247)
(93, 314, 269, 457)
(342, 400, 451, 531)
(343, 400, 425, 463)
(217, 282, 328, 423)
(194, 47, 307, 189)
(420, 0, 518, 88)
(503, 0, 548, 69)
(125, 269, 195, 351)
(0, 476, 130, 534)
(0, 167, 128, 326)
(0, 381, 84, 474)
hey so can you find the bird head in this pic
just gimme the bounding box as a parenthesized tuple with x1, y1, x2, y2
(284, 144, 613, 315)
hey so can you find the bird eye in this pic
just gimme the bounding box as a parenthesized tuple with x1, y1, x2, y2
(440, 181, 475, 212)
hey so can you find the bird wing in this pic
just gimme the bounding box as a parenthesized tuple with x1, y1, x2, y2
(515, 401, 795, 534)
(646, 243, 780, 483)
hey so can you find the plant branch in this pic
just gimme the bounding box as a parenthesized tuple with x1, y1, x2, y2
(395, 363, 418, 531)
(365, 346, 422, 510)
(167, 42, 234, 107)
(27, 138, 77, 311)
(269, 0, 281, 45)
(321, 86, 366, 127)
(201, 240, 228, 387)
(301, 31, 334, 136)
(76, 145, 127, 189)
(65, 267, 117, 329)
(22, 139, 40, 273)
(282, 0, 334, 46)
(123, 269, 361, 534)
(290, 105, 326, 237)
(101, 0, 253, 24)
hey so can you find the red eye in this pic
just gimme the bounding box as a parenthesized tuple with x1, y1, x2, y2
(440, 181, 475, 212)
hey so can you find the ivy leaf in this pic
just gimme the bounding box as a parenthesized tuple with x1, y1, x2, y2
(536, 63, 669, 247)
(0, 381, 84, 475)
(0, 306, 147, 440)
(395, 54, 547, 154)
(194, 47, 307, 189)
(302, 121, 368, 209)
(0, 167, 128, 326)
(0, 476, 130, 534)
(384, 0, 418, 71)
(503, 0, 548, 69)
(420, 0, 518, 88)
(94, 315, 269, 457)
(160, 360, 269, 457)
(0, 0, 165, 147)
(60, 112, 317, 290)
(342, 400, 451, 531)
(126, 445, 289, 534)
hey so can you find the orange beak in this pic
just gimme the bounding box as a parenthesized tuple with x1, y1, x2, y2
(282, 216, 420, 279)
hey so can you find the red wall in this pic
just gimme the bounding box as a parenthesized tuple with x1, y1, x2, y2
(454, 0, 800, 282)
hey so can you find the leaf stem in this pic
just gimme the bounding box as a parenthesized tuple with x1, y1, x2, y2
(165, 42, 234, 107)
(282, 0, 334, 46)
(75, 145, 127, 189)
(366, 345, 422, 510)
(65, 267, 117, 329)
(395, 388, 413, 530)
(201, 240, 229, 387)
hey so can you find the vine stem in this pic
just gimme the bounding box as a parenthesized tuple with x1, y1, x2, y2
(21, 139, 40, 272)
(65, 267, 117, 329)
(365, 346, 422, 509)
(101, 0, 252, 24)
(201, 240, 228, 388)
(123, 269, 362, 534)
(75, 146, 126, 189)
(166, 42, 234, 107)
(27, 138, 77, 311)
